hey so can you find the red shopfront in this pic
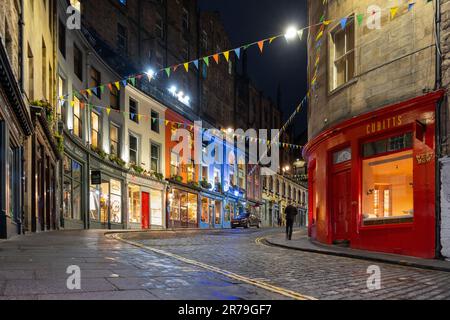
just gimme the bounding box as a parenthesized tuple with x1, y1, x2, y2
(303, 91, 445, 259)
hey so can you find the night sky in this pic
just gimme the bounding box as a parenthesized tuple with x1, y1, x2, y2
(198, 0, 308, 138)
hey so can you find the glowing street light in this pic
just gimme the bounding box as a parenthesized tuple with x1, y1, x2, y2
(285, 26, 298, 40)
(168, 85, 177, 95)
(146, 68, 155, 80)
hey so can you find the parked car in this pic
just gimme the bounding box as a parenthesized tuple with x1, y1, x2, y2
(231, 212, 261, 229)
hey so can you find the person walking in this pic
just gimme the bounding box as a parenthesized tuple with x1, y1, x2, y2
(284, 203, 298, 240)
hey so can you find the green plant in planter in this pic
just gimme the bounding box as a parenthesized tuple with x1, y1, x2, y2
(54, 133, 64, 154)
(31, 100, 54, 127)
(200, 180, 212, 189)
(188, 181, 201, 190)
(153, 172, 164, 181)
(173, 175, 183, 183)
(131, 164, 145, 174)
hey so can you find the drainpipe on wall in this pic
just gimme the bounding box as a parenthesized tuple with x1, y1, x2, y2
(435, 0, 443, 259)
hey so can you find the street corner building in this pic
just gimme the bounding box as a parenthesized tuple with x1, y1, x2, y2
(305, 0, 448, 259)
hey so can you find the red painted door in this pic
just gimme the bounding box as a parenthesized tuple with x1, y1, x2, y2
(142, 192, 150, 229)
(331, 168, 351, 242)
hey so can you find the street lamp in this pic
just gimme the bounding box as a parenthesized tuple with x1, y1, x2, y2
(285, 26, 298, 40)
(146, 68, 155, 80)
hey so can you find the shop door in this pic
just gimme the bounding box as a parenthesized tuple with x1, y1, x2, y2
(141, 192, 150, 229)
(331, 167, 351, 242)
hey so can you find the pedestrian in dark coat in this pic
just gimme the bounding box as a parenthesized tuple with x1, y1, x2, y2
(284, 204, 298, 240)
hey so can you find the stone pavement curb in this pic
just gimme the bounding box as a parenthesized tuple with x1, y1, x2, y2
(263, 234, 450, 273)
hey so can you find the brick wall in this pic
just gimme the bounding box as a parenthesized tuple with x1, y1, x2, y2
(307, 0, 436, 140)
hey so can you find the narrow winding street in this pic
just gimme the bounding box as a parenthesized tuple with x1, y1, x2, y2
(1, 229, 450, 300)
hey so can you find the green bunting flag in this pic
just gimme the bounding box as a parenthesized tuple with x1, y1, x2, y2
(165, 67, 171, 77)
(357, 13, 364, 26)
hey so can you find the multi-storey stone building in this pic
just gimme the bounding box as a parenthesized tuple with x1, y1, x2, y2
(261, 172, 308, 228)
(305, 0, 444, 259)
(1, 0, 61, 238)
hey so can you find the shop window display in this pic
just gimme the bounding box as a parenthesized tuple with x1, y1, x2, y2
(362, 133, 414, 225)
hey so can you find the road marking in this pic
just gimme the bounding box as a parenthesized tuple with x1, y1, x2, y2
(108, 233, 318, 301)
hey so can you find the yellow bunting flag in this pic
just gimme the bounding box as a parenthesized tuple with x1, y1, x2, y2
(165, 120, 170, 126)
(257, 40, 265, 53)
(184, 63, 189, 72)
(390, 7, 399, 19)
(106, 108, 111, 115)
(70, 100, 75, 107)
(269, 37, 276, 44)
(316, 30, 323, 41)
(86, 89, 92, 96)
(323, 20, 332, 25)
(114, 82, 120, 90)
(213, 54, 220, 64)
(223, 51, 230, 62)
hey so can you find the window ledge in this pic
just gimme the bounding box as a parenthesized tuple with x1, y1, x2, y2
(328, 77, 358, 97)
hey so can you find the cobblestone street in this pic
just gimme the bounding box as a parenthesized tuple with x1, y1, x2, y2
(124, 228, 450, 300)
(1, 229, 449, 300)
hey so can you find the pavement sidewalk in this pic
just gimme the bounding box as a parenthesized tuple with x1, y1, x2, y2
(264, 229, 450, 272)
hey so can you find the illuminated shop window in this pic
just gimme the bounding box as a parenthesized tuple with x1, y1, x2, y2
(90, 111, 100, 148)
(128, 185, 141, 224)
(201, 198, 209, 223)
(110, 179, 122, 223)
(170, 189, 197, 225)
(150, 190, 163, 226)
(362, 133, 414, 226)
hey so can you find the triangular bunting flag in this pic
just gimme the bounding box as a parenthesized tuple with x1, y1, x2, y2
(234, 48, 241, 59)
(165, 68, 171, 77)
(297, 29, 304, 40)
(193, 60, 199, 69)
(100, 85, 105, 94)
(213, 54, 220, 64)
(390, 7, 399, 19)
(323, 20, 332, 25)
(86, 89, 92, 96)
(257, 41, 264, 53)
(108, 83, 113, 92)
(408, 3, 415, 11)
(121, 79, 128, 87)
(106, 108, 111, 115)
(223, 51, 230, 62)
(316, 31, 323, 41)
(340, 17, 348, 29)
(357, 13, 364, 26)
(173, 65, 179, 72)
(114, 82, 120, 90)
(184, 63, 189, 72)
(92, 88, 98, 97)
(243, 44, 250, 50)
(130, 77, 136, 86)
(203, 57, 210, 67)
(70, 100, 75, 107)
(165, 120, 169, 126)
(269, 37, 276, 44)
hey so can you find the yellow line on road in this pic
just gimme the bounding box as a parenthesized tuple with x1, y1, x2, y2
(108, 233, 318, 301)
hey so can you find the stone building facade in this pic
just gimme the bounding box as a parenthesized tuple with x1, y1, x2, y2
(261, 172, 308, 228)
(305, 0, 444, 258)
(0, 0, 60, 238)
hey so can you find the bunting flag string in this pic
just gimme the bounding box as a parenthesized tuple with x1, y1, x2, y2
(56, 1, 428, 104)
